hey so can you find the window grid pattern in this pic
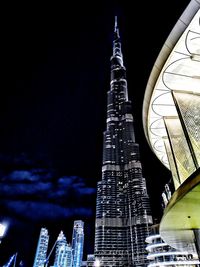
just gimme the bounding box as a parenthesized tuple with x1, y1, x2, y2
(94, 20, 152, 267)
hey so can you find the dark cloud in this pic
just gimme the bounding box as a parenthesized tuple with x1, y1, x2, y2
(77, 187, 96, 195)
(0, 168, 96, 221)
(3, 201, 93, 221)
(9, 168, 53, 181)
(0, 182, 52, 196)
(9, 170, 41, 182)
(57, 176, 96, 195)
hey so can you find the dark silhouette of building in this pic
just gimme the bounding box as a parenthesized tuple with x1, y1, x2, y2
(94, 17, 153, 267)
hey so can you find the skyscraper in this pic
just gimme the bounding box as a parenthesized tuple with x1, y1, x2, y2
(72, 220, 84, 267)
(53, 231, 72, 267)
(33, 228, 49, 267)
(94, 17, 153, 267)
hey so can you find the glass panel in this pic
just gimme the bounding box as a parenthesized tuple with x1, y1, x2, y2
(163, 137, 180, 190)
(164, 116, 196, 184)
(173, 91, 200, 167)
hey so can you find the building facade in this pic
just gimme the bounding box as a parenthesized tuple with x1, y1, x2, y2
(94, 17, 153, 267)
(53, 231, 72, 267)
(33, 228, 49, 267)
(142, 0, 200, 258)
(86, 254, 95, 267)
(72, 220, 84, 267)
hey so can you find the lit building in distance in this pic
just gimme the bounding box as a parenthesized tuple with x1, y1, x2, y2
(81, 261, 87, 267)
(146, 224, 200, 267)
(142, 0, 200, 259)
(2, 253, 18, 267)
(72, 220, 84, 267)
(53, 231, 72, 267)
(94, 17, 153, 267)
(33, 228, 49, 267)
(86, 254, 95, 267)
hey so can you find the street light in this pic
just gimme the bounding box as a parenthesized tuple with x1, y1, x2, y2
(0, 224, 6, 237)
(0, 223, 7, 245)
(94, 258, 100, 267)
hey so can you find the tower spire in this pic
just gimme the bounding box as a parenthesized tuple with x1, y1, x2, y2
(114, 16, 119, 37)
(112, 16, 123, 64)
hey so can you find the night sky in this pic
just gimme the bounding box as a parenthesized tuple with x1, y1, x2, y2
(1, 1, 190, 266)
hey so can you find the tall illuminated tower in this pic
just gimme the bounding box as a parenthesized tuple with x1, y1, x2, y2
(71, 220, 84, 267)
(53, 231, 72, 267)
(33, 228, 49, 267)
(94, 17, 153, 267)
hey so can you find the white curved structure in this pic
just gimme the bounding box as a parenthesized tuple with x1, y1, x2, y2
(143, 0, 200, 188)
(142, 0, 200, 257)
(145, 225, 200, 267)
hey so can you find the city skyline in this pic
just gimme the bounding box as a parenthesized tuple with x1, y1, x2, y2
(0, 0, 190, 266)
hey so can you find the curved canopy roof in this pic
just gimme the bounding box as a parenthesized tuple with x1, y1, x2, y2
(142, 0, 200, 169)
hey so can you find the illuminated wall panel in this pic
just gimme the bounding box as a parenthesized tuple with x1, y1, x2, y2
(164, 117, 196, 184)
(173, 91, 200, 167)
(163, 137, 180, 189)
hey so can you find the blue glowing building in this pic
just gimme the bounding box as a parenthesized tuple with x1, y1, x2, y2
(53, 231, 72, 267)
(33, 228, 49, 267)
(71, 220, 84, 267)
